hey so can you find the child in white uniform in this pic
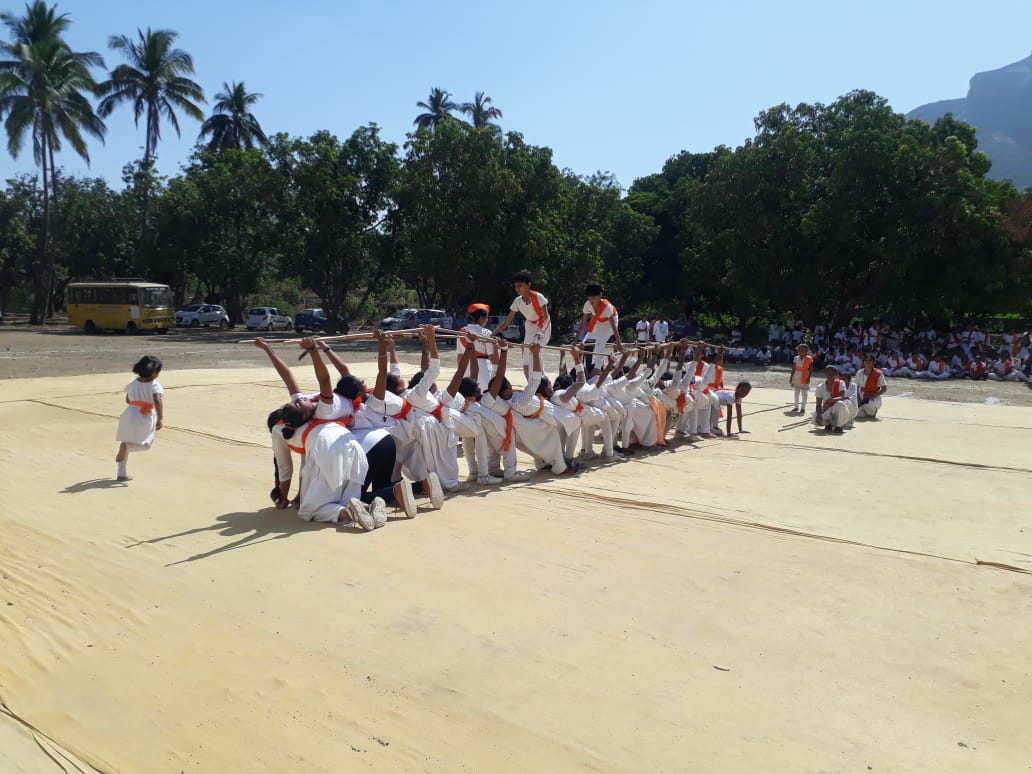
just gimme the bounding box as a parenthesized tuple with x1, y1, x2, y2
(789, 343, 813, 414)
(576, 282, 622, 370)
(492, 270, 551, 375)
(115, 355, 164, 481)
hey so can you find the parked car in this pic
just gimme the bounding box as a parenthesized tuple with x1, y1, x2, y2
(487, 314, 522, 342)
(380, 308, 445, 331)
(245, 306, 293, 331)
(294, 308, 328, 333)
(176, 303, 230, 329)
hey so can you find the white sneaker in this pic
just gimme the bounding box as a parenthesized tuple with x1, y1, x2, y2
(503, 471, 531, 482)
(477, 474, 504, 485)
(426, 472, 444, 510)
(346, 498, 376, 532)
(395, 479, 417, 519)
(369, 497, 388, 529)
(444, 481, 470, 493)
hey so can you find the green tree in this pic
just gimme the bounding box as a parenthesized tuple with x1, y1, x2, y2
(460, 91, 502, 133)
(198, 80, 267, 151)
(0, 0, 106, 323)
(181, 147, 284, 323)
(414, 87, 457, 130)
(268, 126, 401, 332)
(97, 28, 205, 164)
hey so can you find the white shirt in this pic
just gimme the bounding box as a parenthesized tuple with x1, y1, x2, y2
(635, 320, 650, 342)
(652, 320, 669, 342)
(510, 292, 548, 325)
(582, 299, 619, 340)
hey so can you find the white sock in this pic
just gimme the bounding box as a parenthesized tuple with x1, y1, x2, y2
(117, 460, 127, 478)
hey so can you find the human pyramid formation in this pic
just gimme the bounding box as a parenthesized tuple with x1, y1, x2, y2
(250, 271, 751, 532)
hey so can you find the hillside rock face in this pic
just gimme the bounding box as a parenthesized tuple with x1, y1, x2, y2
(907, 52, 1032, 189)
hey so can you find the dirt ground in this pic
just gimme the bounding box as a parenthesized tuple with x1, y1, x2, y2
(1, 319, 1030, 772)
(3, 318, 1031, 407)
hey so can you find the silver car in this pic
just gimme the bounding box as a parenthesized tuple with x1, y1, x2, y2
(176, 304, 230, 329)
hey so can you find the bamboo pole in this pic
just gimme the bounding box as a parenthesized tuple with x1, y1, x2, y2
(238, 328, 425, 345)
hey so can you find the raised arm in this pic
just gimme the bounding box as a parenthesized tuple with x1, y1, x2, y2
(446, 346, 473, 398)
(255, 337, 302, 395)
(489, 340, 508, 398)
(301, 336, 334, 401)
(320, 343, 351, 378)
(373, 329, 389, 401)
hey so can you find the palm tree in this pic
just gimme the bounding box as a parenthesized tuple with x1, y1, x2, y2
(0, 1, 106, 324)
(414, 87, 457, 130)
(460, 91, 502, 133)
(97, 28, 205, 164)
(198, 81, 267, 151)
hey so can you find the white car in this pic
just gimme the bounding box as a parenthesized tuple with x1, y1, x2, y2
(380, 308, 445, 331)
(245, 307, 293, 331)
(487, 314, 522, 342)
(176, 303, 230, 329)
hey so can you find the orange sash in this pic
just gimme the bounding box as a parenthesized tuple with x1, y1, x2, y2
(129, 400, 154, 415)
(586, 299, 616, 333)
(861, 368, 882, 399)
(793, 355, 813, 385)
(526, 394, 545, 418)
(299, 417, 352, 451)
(676, 393, 687, 414)
(430, 401, 445, 422)
(502, 409, 514, 451)
(831, 379, 842, 399)
(528, 292, 546, 328)
(649, 396, 666, 446)
(394, 398, 414, 420)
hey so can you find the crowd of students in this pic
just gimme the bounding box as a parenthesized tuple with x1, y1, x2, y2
(765, 321, 1032, 381)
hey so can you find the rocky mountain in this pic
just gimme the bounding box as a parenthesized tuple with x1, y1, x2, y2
(907, 51, 1032, 189)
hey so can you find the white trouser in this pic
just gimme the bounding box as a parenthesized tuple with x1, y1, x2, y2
(818, 401, 849, 428)
(452, 410, 489, 478)
(988, 372, 1030, 382)
(690, 392, 716, 435)
(915, 370, 950, 380)
(857, 396, 882, 417)
(579, 404, 614, 457)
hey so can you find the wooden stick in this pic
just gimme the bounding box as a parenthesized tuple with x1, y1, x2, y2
(239, 328, 425, 345)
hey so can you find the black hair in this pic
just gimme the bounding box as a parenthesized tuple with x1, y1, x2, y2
(132, 355, 162, 378)
(469, 308, 488, 323)
(621, 365, 631, 374)
(335, 374, 365, 400)
(554, 374, 573, 390)
(458, 377, 479, 398)
(385, 372, 404, 394)
(512, 269, 533, 284)
(500, 377, 512, 393)
(737, 381, 752, 392)
(584, 282, 603, 297)
(266, 408, 283, 432)
(535, 375, 551, 395)
(408, 371, 424, 390)
(280, 402, 306, 439)
(660, 371, 673, 382)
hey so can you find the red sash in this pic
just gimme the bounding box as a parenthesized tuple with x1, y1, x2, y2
(831, 379, 842, 399)
(676, 393, 686, 413)
(394, 398, 414, 420)
(861, 368, 882, 399)
(129, 400, 154, 415)
(586, 299, 616, 333)
(430, 401, 445, 422)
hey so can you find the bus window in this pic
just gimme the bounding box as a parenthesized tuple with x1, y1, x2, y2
(125, 288, 139, 305)
(142, 287, 173, 308)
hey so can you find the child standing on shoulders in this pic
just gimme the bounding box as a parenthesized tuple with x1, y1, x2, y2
(115, 355, 164, 482)
(492, 270, 551, 376)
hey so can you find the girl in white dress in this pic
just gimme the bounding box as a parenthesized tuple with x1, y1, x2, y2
(115, 356, 164, 481)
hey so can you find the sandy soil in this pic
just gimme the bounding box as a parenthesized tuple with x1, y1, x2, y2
(1, 326, 1030, 773)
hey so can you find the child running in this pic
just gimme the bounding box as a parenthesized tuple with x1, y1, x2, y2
(115, 355, 164, 482)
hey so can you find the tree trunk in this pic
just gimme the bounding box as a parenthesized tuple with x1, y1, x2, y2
(30, 140, 51, 326)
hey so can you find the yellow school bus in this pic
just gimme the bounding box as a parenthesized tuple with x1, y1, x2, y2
(66, 280, 175, 334)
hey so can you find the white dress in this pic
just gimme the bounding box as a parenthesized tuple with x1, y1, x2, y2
(116, 379, 164, 449)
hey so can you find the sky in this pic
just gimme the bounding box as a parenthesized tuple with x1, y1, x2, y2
(2, 0, 1032, 191)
